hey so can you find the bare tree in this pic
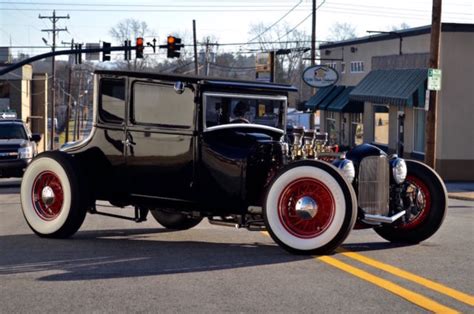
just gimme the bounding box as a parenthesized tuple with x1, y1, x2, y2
(109, 18, 154, 70)
(390, 23, 411, 31)
(248, 22, 313, 104)
(327, 22, 357, 41)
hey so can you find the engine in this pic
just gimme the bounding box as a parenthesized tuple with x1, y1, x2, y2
(285, 127, 409, 225)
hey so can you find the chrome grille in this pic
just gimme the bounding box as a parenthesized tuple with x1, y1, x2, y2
(358, 155, 389, 216)
(0, 151, 18, 160)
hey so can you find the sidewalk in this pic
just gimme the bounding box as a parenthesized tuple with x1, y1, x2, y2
(445, 182, 474, 201)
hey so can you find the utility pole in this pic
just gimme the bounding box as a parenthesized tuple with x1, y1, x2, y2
(62, 39, 74, 143)
(205, 37, 211, 76)
(39, 10, 69, 150)
(193, 20, 199, 75)
(425, 0, 442, 169)
(311, 0, 317, 66)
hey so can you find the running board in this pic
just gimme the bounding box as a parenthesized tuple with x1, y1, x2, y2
(89, 206, 149, 223)
(363, 210, 406, 224)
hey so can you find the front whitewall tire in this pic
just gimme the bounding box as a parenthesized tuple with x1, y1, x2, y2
(264, 161, 356, 255)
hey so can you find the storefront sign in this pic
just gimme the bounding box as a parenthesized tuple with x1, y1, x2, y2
(302, 65, 338, 88)
(428, 68, 442, 91)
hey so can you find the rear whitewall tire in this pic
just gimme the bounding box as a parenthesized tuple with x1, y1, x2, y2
(264, 162, 357, 255)
(20, 152, 86, 238)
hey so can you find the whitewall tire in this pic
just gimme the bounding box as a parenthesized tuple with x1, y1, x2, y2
(21, 152, 87, 238)
(264, 161, 357, 255)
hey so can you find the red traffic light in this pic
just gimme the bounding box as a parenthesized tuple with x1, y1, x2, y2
(136, 37, 144, 59)
(166, 36, 182, 59)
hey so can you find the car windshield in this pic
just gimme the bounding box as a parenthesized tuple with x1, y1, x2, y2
(205, 94, 286, 129)
(0, 123, 27, 140)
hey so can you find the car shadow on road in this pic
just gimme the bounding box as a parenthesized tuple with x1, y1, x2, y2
(0, 228, 309, 282)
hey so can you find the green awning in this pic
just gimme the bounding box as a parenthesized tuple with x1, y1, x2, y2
(349, 69, 427, 106)
(326, 86, 364, 113)
(318, 85, 346, 110)
(305, 86, 335, 110)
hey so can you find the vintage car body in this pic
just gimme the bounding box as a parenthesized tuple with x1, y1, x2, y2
(20, 70, 447, 255)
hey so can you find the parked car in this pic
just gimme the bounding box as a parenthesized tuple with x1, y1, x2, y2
(0, 118, 41, 178)
(19, 70, 447, 255)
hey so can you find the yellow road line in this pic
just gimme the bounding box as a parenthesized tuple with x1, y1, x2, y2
(336, 248, 474, 307)
(260, 232, 460, 313)
(318, 255, 459, 314)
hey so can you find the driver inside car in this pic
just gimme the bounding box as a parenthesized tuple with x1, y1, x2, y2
(231, 101, 250, 124)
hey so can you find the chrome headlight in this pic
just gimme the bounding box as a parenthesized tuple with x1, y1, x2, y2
(392, 158, 407, 184)
(18, 146, 34, 159)
(338, 159, 355, 183)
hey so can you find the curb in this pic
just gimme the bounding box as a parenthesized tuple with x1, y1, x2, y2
(448, 193, 474, 202)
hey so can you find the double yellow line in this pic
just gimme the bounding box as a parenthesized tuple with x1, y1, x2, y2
(261, 232, 474, 313)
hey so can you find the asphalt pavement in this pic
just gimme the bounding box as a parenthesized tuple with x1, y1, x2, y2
(0, 178, 473, 313)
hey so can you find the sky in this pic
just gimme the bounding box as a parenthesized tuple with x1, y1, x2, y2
(1, 0, 473, 60)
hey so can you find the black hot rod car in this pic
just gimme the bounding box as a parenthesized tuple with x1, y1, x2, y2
(20, 70, 447, 255)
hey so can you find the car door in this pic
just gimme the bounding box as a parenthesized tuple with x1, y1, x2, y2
(124, 79, 197, 201)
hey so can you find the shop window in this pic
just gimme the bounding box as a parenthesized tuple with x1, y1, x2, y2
(326, 111, 337, 145)
(326, 62, 337, 71)
(350, 61, 364, 73)
(373, 105, 389, 145)
(413, 107, 426, 153)
(350, 113, 363, 146)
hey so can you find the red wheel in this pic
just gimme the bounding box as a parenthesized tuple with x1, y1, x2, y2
(32, 171, 64, 221)
(399, 175, 431, 230)
(21, 152, 87, 238)
(375, 160, 447, 244)
(278, 178, 335, 239)
(264, 161, 357, 255)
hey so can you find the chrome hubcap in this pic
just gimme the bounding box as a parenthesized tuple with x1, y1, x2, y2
(41, 186, 55, 207)
(295, 196, 318, 220)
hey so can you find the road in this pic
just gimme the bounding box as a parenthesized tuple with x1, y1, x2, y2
(0, 178, 473, 313)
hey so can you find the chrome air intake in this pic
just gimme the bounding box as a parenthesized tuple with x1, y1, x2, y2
(358, 155, 390, 216)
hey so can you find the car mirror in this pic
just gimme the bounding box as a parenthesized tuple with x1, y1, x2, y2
(31, 133, 42, 143)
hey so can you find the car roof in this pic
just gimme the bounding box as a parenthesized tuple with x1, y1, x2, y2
(94, 70, 298, 93)
(0, 119, 24, 124)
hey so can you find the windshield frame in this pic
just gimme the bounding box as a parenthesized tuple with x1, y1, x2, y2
(202, 92, 287, 131)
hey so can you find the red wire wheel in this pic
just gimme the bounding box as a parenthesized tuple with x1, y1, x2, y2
(31, 171, 64, 221)
(399, 174, 432, 230)
(277, 178, 335, 239)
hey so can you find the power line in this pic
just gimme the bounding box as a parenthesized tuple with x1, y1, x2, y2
(246, 0, 303, 44)
(39, 10, 70, 150)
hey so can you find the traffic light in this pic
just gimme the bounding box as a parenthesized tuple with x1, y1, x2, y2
(167, 36, 182, 58)
(102, 42, 111, 61)
(136, 37, 144, 59)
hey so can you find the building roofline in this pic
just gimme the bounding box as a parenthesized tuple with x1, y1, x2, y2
(319, 23, 474, 49)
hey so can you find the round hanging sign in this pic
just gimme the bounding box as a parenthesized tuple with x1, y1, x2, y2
(302, 65, 339, 88)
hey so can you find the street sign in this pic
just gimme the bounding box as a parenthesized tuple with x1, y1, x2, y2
(427, 68, 442, 91)
(302, 65, 338, 88)
(0, 111, 17, 119)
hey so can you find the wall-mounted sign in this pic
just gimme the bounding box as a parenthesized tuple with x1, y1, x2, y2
(427, 68, 442, 91)
(302, 65, 338, 88)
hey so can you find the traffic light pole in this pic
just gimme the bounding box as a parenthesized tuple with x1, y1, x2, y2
(0, 46, 137, 76)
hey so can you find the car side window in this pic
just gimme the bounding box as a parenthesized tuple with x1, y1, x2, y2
(99, 78, 125, 124)
(132, 82, 195, 128)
